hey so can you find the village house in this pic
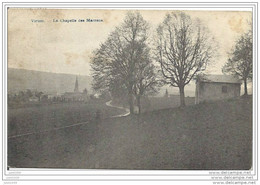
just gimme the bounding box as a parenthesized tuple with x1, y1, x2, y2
(195, 74, 241, 104)
(29, 95, 39, 102)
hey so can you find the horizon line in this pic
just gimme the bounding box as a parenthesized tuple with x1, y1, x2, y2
(8, 67, 91, 77)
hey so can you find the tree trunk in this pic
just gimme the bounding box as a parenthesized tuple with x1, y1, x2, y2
(179, 86, 185, 107)
(128, 93, 134, 114)
(244, 78, 248, 96)
(137, 96, 141, 115)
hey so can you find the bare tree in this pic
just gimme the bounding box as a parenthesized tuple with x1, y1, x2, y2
(109, 78, 128, 105)
(222, 30, 252, 95)
(91, 11, 159, 114)
(133, 45, 162, 114)
(155, 12, 214, 107)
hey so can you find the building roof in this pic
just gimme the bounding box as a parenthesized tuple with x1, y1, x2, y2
(197, 74, 241, 84)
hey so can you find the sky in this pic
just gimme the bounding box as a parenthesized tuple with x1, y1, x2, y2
(8, 9, 252, 76)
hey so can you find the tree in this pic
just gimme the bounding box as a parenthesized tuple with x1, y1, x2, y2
(91, 11, 159, 114)
(109, 79, 128, 106)
(41, 95, 48, 102)
(133, 49, 162, 114)
(26, 89, 33, 98)
(222, 30, 252, 95)
(35, 91, 43, 101)
(164, 89, 169, 98)
(18, 91, 26, 102)
(83, 88, 88, 94)
(155, 12, 214, 107)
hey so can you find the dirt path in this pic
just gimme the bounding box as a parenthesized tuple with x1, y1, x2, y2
(105, 100, 130, 117)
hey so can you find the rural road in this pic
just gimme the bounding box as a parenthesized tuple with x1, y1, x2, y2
(105, 100, 130, 118)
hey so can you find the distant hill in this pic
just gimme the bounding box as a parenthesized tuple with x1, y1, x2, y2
(8, 68, 196, 97)
(8, 68, 93, 94)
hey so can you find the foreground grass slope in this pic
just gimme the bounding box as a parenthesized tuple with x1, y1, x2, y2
(91, 96, 252, 169)
(8, 96, 252, 170)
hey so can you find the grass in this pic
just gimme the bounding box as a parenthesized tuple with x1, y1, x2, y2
(146, 96, 195, 111)
(8, 99, 125, 137)
(8, 96, 252, 170)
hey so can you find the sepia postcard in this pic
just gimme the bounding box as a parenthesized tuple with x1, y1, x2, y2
(2, 2, 257, 183)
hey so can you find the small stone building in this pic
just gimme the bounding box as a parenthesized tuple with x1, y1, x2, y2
(195, 74, 241, 104)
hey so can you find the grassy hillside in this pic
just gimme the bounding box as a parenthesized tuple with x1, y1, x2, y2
(8, 96, 252, 169)
(91, 96, 252, 170)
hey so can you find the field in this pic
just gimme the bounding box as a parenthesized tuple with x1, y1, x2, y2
(8, 99, 125, 138)
(147, 96, 195, 111)
(8, 96, 252, 169)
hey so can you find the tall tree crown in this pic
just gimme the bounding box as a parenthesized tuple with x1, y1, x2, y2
(155, 12, 214, 87)
(91, 11, 161, 114)
(222, 30, 252, 80)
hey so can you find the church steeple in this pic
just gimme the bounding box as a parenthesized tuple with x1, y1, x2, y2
(74, 76, 79, 93)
